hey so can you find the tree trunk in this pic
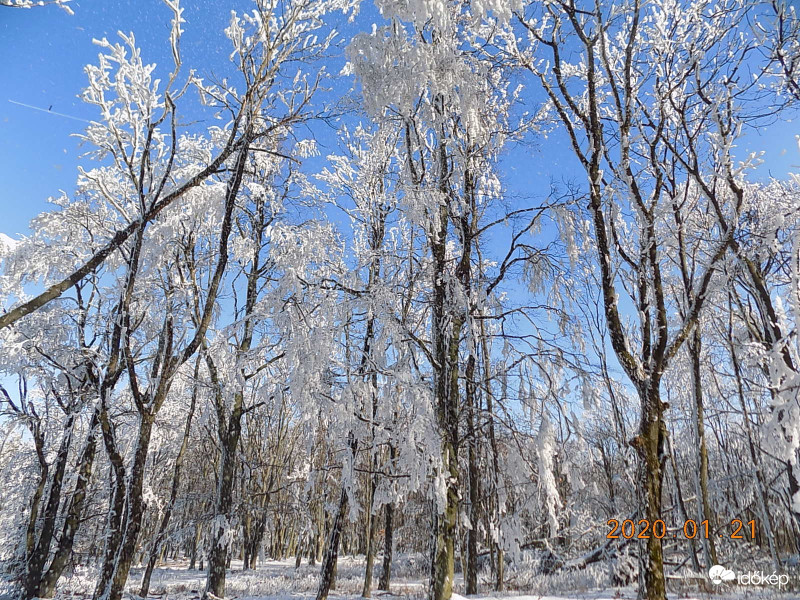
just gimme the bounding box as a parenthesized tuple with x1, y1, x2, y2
(94, 401, 128, 600)
(666, 436, 700, 573)
(316, 485, 348, 600)
(295, 535, 304, 569)
(101, 415, 155, 600)
(189, 523, 202, 570)
(94, 465, 126, 599)
(38, 412, 100, 598)
(250, 513, 267, 569)
(465, 355, 478, 596)
(22, 414, 75, 600)
(205, 403, 243, 600)
(727, 315, 780, 566)
(688, 330, 717, 567)
(140, 375, 198, 597)
(430, 438, 459, 600)
(378, 501, 394, 591)
(361, 474, 379, 597)
(477, 310, 503, 593)
(632, 382, 666, 600)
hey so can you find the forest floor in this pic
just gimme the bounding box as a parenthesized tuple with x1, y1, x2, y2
(28, 553, 800, 600)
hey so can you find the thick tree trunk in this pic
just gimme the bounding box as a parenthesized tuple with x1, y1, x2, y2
(249, 513, 267, 569)
(24, 461, 48, 577)
(495, 548, 504, 592)
(243, 516, 252, 572)
(94, 394, 128, 600)
(430, 439, 459, 600)
(94, 461, 126, 599)
(429, 261, 462, 600)
(631, 382, 666, 600)
(477, 313, 503, 593)
(189, 523, 202, 570)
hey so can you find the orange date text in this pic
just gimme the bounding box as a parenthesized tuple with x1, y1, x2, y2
(606, 519, 756, 540)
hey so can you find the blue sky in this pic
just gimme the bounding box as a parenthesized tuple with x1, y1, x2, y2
(1, 0, 799, 422)
(0, 0, 366, 236)
(2, 0, 799, 242)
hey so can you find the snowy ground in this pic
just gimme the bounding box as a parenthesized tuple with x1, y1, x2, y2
(22, 554, 798, 600)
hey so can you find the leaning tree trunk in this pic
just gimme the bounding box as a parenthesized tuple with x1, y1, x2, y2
(22, 414, 75, 600)
(316, 484, 349, 600)
(102, 415, 155, 600)
(38, 412, 100, 598)
(93, 423, 126, 600)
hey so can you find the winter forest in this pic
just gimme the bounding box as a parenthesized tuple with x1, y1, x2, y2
(2, 0, 800, 599)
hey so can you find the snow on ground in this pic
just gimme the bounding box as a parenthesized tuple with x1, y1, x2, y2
(27, 554, 798, 600)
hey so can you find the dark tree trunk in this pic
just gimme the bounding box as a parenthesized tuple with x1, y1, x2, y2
(378, 502, 394, 591)
(316, 480, 349, 600)
(189, 523, 202, 570)
(295, 535, 304, 569)
(205, 415, 242, 599)
(361, 475, 379, 597)
(248, 513, 266, 569)
(103, 416, 155, 600)
(94, 401, 128, 600)
(22, 414, 75, 600)
(631, 381, 666, 600)
(38, 412, 100, 598)
(94, 467, 126, 600)
(465, 355, 478, 596)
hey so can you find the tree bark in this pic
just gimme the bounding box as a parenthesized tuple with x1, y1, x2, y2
(38, 411, 100, 598)
(315, 485, 348, 600)
(361, 472, 379, 597)
(378, 502, 394, 591)
(631, 382, 667, 600)
(94, 403, 127, 600)
(688, 330, 717, 567)
(465, 355, 479, 596)
(204, 396, 243, 599)
(104, 415, 155, 600)
(22, 414, 75, 600)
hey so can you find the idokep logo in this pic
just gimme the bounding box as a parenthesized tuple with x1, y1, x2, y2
(708, 564, 790, 587)
(709, 565, 735, 585)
